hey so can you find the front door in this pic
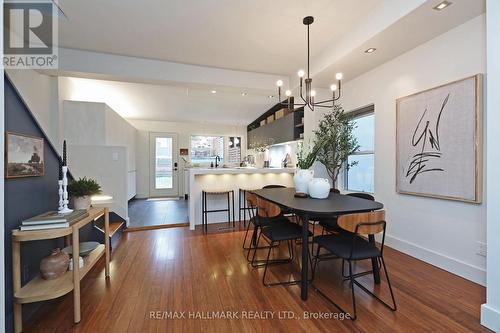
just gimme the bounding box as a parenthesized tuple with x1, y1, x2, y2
(149, 132, 179, 197)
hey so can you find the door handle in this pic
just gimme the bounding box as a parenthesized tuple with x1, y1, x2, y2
(174, 162, 178, 171)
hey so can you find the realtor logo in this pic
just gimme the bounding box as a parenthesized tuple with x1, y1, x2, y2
(3, 1, 58, 68)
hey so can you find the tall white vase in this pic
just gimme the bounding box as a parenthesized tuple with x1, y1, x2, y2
(293, 169, 314, 193)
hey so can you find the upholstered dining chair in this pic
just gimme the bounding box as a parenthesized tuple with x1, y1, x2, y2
(312, 210, 397, 320)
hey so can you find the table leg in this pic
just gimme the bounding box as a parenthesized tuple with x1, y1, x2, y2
(13, 241, 22, 333)
(104, 208, 110, 278)
(368, 234, 381, 284)
(72, 230, 81, 323)
(300, 212, 309, 300)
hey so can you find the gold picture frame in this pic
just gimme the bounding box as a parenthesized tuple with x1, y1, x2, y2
(5, 131, 45, 178)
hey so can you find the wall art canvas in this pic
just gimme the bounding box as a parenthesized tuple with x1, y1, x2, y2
(396, 75, 482, 203)
(5, 132, 45, 178)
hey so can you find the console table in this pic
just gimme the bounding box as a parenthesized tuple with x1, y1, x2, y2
(11, 207, 110, 333)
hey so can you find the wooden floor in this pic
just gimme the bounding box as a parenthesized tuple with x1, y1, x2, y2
(24, 224, 490, 333)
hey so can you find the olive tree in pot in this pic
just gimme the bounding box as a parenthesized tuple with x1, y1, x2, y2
(68, 177, 102, 210)
(313, 105, 359, 189)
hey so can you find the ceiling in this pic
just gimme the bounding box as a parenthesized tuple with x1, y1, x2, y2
(60, 77, 275, 125)
(57, 0, 382, 75)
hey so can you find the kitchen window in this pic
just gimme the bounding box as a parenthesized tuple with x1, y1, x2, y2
(344, 106, 374, 193)
(190, 135, 224, 164)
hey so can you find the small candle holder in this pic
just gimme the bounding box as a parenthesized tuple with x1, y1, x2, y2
(57, 180, 64, 213)
(59, 166, 73, 214)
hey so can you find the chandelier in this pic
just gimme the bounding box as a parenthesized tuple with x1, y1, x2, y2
(275, 16, 343, 111)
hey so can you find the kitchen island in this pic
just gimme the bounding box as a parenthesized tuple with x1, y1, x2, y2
(187, 167, 295, 230)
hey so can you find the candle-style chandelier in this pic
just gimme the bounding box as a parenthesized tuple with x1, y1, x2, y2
(275, 16, 343, 111)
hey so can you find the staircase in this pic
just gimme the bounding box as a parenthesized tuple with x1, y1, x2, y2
(93, 212, 126, 252)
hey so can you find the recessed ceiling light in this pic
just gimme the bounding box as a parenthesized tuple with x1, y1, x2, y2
(211, 90, 217, 94)
(241, 92, 247, 96)
(433, 1, 452, 11)
(365, 47, 377, 54)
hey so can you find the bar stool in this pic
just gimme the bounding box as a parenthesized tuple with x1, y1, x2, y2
(238, 188, 258, 227)
(201, 189, 235, 233)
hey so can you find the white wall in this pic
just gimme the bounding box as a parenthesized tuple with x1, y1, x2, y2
(68, 145, 129, 222)
(481, 1, 500, 330)
(6, 69, 60, 147)
(130, 119, 246, 198)
(318, 15, 487, 284)
(63, 101, 137, 219)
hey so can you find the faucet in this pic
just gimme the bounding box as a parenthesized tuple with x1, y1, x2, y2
(215, 155, 221, 168)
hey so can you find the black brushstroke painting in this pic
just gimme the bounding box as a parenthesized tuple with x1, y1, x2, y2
(405, 93, 450, 184)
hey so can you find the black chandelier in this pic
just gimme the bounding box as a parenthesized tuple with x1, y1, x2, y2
(276, 16, 343, 111)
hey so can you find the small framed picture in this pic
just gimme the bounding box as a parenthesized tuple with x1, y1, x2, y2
(5, 132, 45, 178)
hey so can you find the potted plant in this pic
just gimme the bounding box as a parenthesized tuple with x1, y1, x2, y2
(294, 141, 321, 193)
(68, 177, 102, 210)
(313, 104, 359, 189)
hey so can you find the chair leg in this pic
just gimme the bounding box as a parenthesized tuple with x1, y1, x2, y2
(242, 218, 253, 250)
(350, 257, 397, 313)
(348, 261, 357, 320)
(380, 257, 397, 311)
(227, 192, 231, 227)
(239, 190, 242, 224)
(232, 191, 235, 228)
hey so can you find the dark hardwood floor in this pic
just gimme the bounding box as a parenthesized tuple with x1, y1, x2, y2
(24, 224, 490, 332)
(128, 198, 188, 228)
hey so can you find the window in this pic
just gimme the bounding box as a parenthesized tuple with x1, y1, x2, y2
(190, 135, 224, 164)
(344, 108, 374, 193)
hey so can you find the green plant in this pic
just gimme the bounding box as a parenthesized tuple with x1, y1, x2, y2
(313, 104, 360, 183)
(68, 177, 102, 197)
(296, 140, 322, 169)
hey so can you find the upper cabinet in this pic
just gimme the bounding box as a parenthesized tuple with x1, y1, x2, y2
(247, 100, 304, 148)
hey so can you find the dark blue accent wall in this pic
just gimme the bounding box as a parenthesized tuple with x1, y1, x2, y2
(3, 75, 96, 332)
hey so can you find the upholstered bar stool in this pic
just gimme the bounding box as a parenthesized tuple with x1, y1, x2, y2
(201, 189, 235, 233)
(238, 188, 258, 227)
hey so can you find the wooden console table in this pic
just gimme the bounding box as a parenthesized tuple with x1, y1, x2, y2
(11, 207, 110, 333)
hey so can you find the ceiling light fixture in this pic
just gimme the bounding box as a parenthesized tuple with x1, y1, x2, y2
(433, 1, 452, 11)
(268, 95, 274, 99)
(211, 90, 217, 94)
(365, 47, 377, 54)
(275, 16, 343, 111)
(241, 92, 247, 96)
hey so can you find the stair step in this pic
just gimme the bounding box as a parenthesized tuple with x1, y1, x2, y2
(94, 220, 125, 237)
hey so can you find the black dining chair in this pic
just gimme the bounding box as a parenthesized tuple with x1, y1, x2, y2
(318, 192, 375, 234)
(242, 192, 279, 262)
(252, 196, 313, 286)
(312, 210, 396, 320)
(316, 192, 380, 279)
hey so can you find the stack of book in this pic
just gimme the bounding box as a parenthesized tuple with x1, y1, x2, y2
(20, 210, 89, 231)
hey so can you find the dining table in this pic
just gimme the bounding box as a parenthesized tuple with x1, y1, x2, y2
(251, 187, 384, 301)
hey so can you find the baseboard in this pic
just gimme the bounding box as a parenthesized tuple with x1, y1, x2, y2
(481, 303, 500, 332)
(386, 234, 486, 286)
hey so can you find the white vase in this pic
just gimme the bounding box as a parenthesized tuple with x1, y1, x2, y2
(72, 195, 91, 210)
(294, 169, 314, 193)
(308, 178, 331, 199)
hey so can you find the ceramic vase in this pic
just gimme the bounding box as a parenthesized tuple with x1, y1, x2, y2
(308, 178, 331, 199)
(73, 195, 91, 210)
(294, 169, 314, 194)
(40, 248, 69, 280)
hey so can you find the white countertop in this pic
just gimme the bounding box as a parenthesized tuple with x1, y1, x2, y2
(187, 167, 295, 175)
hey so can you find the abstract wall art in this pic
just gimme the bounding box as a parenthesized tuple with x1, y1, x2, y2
(396, 75, 483, 203)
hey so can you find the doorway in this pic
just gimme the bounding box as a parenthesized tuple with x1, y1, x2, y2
(149, 132, 179, 198)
